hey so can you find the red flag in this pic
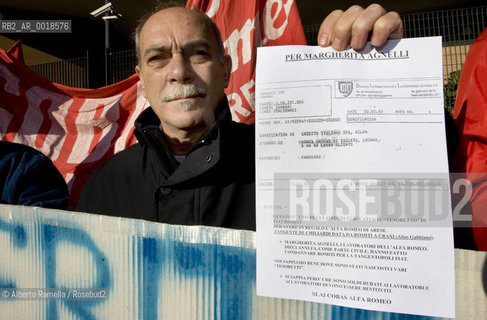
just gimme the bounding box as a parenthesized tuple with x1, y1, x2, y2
(0, 46, 147, 208)
(453, 28, 487, 251)
(186, 0, 307, 123)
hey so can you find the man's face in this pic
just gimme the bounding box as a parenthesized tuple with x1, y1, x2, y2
(136, 8, 231, 139)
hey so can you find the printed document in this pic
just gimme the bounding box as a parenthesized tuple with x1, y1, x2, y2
(255, 37, 454, 318)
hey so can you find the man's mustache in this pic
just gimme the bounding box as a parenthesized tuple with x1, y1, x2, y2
(162, 84, 206, 102)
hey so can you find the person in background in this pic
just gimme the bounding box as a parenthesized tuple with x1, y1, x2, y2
(0, 141, 69, 209)
(453, 27, 487, 251)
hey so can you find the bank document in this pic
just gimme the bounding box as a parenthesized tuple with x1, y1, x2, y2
(255, 37, 454, 318)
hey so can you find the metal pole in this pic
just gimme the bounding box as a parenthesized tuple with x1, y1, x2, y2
(104, 0, 110, 86)
(86, 49, 90, 88)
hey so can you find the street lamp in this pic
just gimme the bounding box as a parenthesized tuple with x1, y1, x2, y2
(90, 1, 122, 85)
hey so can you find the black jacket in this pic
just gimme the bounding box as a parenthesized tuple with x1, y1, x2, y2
(0, 141, 69, 209)
(77, 99, 256, 230)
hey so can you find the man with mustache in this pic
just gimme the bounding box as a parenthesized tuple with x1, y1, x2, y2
(77, 4, 403, 230)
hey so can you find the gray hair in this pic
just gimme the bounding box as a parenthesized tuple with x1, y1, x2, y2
(133, 2, 226, 67)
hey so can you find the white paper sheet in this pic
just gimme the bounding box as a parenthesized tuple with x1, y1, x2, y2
(255, 37, 455, 318)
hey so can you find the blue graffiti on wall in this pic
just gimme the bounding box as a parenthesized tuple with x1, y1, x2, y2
(0, 219, 26, 289)
(0, 217, 256, 320)
(140, 238, 255, 320)
(42, 224, 111, 320)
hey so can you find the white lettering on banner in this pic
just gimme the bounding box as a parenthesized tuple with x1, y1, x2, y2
(241, 79, 256, 112)
(208, 0, 298, 121)
(0, 109, 13, 138)
(228, 79, 256, 119)
(14, 86, 71, 161)
(67, 96, 122, 164)
(114, 83, 148, 153)
(224, 16, 257, 73)
(263, 0, 293, 43)
(0, 64, 20, 96)
(228, 92, 244, 120)
(204, 0, 221, 19)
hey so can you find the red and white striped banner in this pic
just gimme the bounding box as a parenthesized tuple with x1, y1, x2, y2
(0, 49, 147, 207)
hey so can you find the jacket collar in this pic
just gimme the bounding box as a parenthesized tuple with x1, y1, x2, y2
(133, 97, 231, 183)
(134, 96, 231, 146)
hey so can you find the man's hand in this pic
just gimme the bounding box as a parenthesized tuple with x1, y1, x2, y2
(318, 4, 404, 51)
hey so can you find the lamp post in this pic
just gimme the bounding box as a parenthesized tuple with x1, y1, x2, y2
(90, 1, 121, 86)
(104, 0, 110, 85)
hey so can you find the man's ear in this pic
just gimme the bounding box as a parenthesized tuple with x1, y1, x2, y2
(135, 65, 147, 98)
(222, 55, 232, 88)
